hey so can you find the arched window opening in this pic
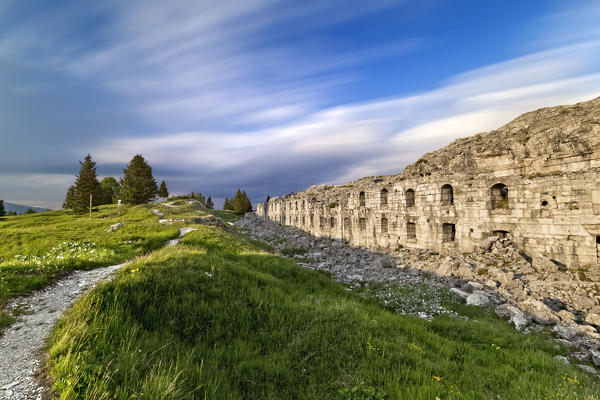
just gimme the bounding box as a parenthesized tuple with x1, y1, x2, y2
(302, 216, 305, 225)
(319, 216, 325, 228)
(380, 189, 388, 207)
(381, 217, 388, 233)
(359, 191, 366, 207)
(330, 217, 335, 228)
(405, 189, 415, 207)
(406, 222, 416, 239)
(441, 184, 454, 206)
(491, 183, 509, 209)
(295, 201, 298, 210)
(442, 223, 456, 242)
(310, 214, 314, 226)
(359, 218, 367, 231)
(302, 200, 305, 210)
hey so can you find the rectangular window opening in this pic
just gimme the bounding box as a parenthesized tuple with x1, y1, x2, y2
(442, 223, 456, 242)
(406, 222, 416, 239)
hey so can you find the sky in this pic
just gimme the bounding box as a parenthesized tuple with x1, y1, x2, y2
(1, 1, 600, 209)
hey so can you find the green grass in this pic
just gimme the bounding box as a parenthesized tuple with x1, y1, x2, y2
(47, 224, 599, 399)
(0, 204, 181, 333)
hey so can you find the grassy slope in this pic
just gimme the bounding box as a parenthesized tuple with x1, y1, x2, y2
(47, 224, 599, 399)
(0, 204, 180, 333)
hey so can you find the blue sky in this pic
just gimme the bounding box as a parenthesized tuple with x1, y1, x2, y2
(1, 0, 600, 209)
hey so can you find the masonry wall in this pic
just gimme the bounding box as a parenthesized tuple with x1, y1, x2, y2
(257, 153, 600, 268)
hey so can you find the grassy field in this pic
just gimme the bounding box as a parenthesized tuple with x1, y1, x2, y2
(47, 223, 599, 399)
(0, 204, 181, 333)
(0, 203, 241, 334)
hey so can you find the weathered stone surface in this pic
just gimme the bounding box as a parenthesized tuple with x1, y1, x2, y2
(450, 288, 469, 300)
(466, 291, 491, 307)
(585, 313, 600, 326)
(260, 98, 600, 270)
(495, 303, 530, 331)
(519, 299, 560, 325)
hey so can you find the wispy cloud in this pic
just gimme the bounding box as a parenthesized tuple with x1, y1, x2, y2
(93, 37, 600, 199)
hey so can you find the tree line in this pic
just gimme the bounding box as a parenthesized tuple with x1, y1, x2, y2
(0, 198, 38, 217)
(223, 189, 252, 213)
(1, 153, 255, 217)
(64, 154, 168, 214)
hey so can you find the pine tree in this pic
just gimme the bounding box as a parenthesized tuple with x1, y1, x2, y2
(72, 154, 102, 214)
(223, 197, 231, 211)
(240, 191, 253, 213)
(63, 185, 76, 209)
(0, 198, 5, 217)
(206, 196, 214, 209)
(158, 181, 169, 198)
(231, 189, 253, 213)
(120, 155, 158, 204)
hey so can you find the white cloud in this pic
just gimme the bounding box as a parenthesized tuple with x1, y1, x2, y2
(93, 38, 600, 192)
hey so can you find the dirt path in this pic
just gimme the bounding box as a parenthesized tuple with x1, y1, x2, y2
(0, 227, 193, 400)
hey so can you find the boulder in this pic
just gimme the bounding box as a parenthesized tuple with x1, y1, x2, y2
(554, 355, 569, 365)
(553, 322, 595, 341)
(479, 236, 499, 253)
(151, 209, 165, 218)
(518, 299, 560, 325)
(585, 313, 600, 326)
(192, 215, 226, 228)
(570, 294, 596, 311)
(467, 281, 484, 291)
(450, 288, 469, 300)
(106, 223, 123, 232)
(590, 349, 600, 367)
(577, 364, 599, 377)
(495, 303, 530, 331)
(557, 310, 576, 322)
(531, 256, 558, 272)
(466, 291, 491, 307)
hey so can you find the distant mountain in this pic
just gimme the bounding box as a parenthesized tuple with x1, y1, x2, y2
(4, 202, 49, 214)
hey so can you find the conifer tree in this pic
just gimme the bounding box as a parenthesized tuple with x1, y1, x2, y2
(223, 197, 231, 210)
(63, 185, 76, 209)
(0, 198, 5, 217)
(206, 196, 214, 209)
(120, 155, 158, 204)
(231, 189, 253, 213)
(158, 181, 169, 198)
(72, 154, 102, 213)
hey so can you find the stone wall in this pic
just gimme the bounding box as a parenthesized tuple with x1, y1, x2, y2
(257, 98, 600, 268)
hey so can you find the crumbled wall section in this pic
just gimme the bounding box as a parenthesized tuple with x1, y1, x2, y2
(257, 97, 600, 268)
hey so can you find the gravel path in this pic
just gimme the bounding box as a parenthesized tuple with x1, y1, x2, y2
(0, 227, 193, 400)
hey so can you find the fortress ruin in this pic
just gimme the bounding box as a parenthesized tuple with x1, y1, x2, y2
(257, 97, 600, 268)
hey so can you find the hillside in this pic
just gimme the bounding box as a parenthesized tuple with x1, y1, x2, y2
(0, 201, 597, 398)
(47, 212, 599, 399)
(4, 202, 49, 214)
